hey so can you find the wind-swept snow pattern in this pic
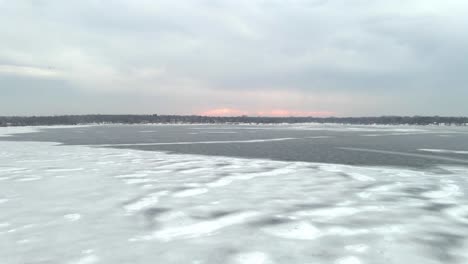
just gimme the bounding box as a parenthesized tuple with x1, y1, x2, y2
(1, 126, 468, 264)
(419, 149, 468, 155)
(93, 136, 330, 147)
(339, 147, 468, 164)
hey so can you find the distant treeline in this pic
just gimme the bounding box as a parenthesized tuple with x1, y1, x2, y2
(1, 115, 468, 127)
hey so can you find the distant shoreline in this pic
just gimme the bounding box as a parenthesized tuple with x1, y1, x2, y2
(1, 115, 467, 127)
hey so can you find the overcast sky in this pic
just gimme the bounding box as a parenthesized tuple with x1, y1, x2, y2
(1, 0, 468, 116)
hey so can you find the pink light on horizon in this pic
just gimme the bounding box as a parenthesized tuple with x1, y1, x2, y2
(200, 108, 249, 117)
(255, 109, 334, 117)
(199, 108, 335, 117)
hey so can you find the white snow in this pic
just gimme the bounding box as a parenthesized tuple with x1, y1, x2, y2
(230, 251, 273, 264)
(345, 244, 369, 253)
(335, 256, 362, 264)
(142, 211, 259, 241)
(1, 126, 468, 264)
(68, 254, 99, 264)
(64, 214, 82, 222)
(262, 221, 322, 240)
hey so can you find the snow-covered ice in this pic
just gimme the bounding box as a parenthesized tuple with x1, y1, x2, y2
(1, 126, 468, 264)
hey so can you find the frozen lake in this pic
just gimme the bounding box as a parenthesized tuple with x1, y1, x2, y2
(3, 124, 468, 167)
(1, 124, 468, 264)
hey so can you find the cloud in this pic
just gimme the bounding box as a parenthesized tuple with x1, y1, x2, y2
(1, 0, 467, 115)
(0, 65, 62, 79)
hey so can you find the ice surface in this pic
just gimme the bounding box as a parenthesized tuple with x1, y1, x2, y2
(340, 147, 468, 164)
(195, 131, 239, 134)
(1, 126, 468, 264)
(419, 149, 468, 155)
(94, 137, 325, 147)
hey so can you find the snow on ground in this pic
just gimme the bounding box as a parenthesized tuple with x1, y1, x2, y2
(1, 127, 468, 264)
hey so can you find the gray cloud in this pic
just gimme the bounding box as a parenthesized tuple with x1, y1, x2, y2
(1, 0, 467, 116)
